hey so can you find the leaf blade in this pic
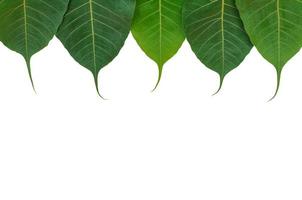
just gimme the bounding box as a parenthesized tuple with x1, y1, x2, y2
(0, 0, 69, 89)
(56, 0, 136, 96)
(236, 0, 302, 97)
(183, 0, 253, 92)
(131, 0, 185, 89)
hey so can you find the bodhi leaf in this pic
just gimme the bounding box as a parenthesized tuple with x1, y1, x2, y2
(183, 0, 253, 93)
(0, 0, 69, 90)
(131, 0, 185, 90)
(57, 0, 135, 97)
(236, 0, 302, 99)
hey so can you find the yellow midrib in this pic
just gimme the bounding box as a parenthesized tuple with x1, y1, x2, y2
(221, 0, 225, 75)
(23, 0, 29, 60)
(89, 0, 97, 73)
(159, 0, 162, 66)
(277, 0, 281, 68)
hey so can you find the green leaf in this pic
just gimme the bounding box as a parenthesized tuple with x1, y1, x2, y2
(131, 0, 185, 90)
(183, 0, 253, 93)
(236, 0, 302, 99)
(57, 0, 135, 97)
(0, 0, 69, 90)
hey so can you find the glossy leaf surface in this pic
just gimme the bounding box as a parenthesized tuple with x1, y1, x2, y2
(236, 0, 302, 98)
(183, 0, 252, 92)
(0, 0, 69, 89)
(131, 0, 185, 89)
(57, 0, 135, 96)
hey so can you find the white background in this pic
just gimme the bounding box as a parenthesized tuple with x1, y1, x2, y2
(0, 35, 302, 200)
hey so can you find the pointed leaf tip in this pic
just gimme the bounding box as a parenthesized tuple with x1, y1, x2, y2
(212, 75, 225, 96)
(151, 65, 163, 92)
(93, 73, 106, 100)
(268, 69, 282, 102)
(25, 59, 36, 94)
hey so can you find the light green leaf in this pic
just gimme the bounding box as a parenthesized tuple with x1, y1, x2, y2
(57, 0, 135, 97)
(131, 0, 185, 90)
(183, 0, 253, 93)
(236, 0, 302, 99)
(0, 0, 69, 90)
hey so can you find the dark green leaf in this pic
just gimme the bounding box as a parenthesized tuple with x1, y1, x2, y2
(183, 0, 253, 93)
(0, 0, 69, 90)
(57, 0, 135, 97)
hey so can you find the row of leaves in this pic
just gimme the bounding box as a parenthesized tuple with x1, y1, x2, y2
(0, 0, 302, 99)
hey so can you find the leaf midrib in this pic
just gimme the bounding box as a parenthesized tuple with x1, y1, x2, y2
(89, 0, 97, 75)
(221, 0, 225, 76)
(23, 0, 29, 61)
(277, 0, 281, 68)
(159, 0, 162, 66)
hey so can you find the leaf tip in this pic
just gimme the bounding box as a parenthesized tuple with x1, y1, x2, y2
(25, 59, 37, 94)
(212, 74, 225, 96)
(151, 64, 163, 92)
(93, 73, 107, 100)
(268, 69, 282, 102)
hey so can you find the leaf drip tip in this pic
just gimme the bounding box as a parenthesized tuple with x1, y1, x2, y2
(268, 69, 282, 102)
(25, 59, 37, 94)
(212, 75, 225, 96)
(151, 64, 163, 92)
(93, 73, 107, 100)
